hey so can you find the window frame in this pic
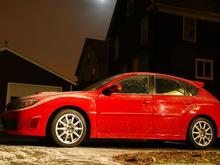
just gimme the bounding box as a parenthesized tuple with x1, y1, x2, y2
(195, 58, 213, 81)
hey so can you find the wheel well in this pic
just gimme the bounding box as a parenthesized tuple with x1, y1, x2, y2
(187, 115, 217, 138)
(46, 106, 91, 138)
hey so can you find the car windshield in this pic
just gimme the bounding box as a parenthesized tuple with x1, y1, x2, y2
(83, 74, 121, 91)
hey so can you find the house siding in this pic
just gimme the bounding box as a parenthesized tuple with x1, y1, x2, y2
(152, 12, 220, 98)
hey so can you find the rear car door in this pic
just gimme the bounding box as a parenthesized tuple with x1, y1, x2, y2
(152, 76, 193, 136)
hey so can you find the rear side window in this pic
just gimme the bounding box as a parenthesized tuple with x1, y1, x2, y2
(155, 77, 186, 96)
(181, 81, 199, 96)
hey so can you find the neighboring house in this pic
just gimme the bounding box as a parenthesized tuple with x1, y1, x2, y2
(76, 0, 220, 99)
(0, 48, 76, 112)
(77, 0, 152, 85)
(150, 0, 220, 98)
(76, 38, 109, 89)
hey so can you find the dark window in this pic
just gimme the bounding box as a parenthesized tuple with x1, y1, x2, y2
(183, 17, 197, 42)
(181, 81, 199, 96)
(195, 58, 213, 80)
(155, 77, 186, 96)
(117, 75, 149, 94)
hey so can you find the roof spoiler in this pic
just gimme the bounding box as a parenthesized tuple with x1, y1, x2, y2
(194, 81, 204, 88)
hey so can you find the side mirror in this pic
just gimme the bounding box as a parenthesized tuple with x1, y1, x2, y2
(103, 84, 122, 96)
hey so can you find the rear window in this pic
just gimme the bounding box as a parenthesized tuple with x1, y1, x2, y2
(181, 81, 199, 96)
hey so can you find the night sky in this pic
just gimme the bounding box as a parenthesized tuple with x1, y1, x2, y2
(0, 0, 117, 82)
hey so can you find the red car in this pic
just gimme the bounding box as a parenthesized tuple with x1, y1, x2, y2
(2, 72, 220, 149)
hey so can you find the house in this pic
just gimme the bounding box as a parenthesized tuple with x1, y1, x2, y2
(0, 47, 76, 112)
(76, 0, 152, 86)
(150, 0, 220, 98)
(76, 0, 220, 99)
(76, 38, 109, 89)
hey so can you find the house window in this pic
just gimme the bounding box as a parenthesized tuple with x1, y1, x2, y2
(126, 0, 134, 16)
(183, 17, 197, 42)
(140, 16, 149, 45)
(195, 58, 213, 80)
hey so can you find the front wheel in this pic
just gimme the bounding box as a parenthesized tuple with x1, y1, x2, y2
(188, 117, 216, 149)
(49, 109, 87, 147)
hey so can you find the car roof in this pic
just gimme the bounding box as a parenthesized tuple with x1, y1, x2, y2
(122, 72, 202, 88)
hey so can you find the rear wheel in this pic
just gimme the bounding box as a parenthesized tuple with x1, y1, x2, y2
(49, 109, 87, 147)
(188, 117, 216, 149)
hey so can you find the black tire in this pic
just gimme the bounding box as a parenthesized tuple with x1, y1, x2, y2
(49, 109, 87, 147)
(188, 117, 216, 149)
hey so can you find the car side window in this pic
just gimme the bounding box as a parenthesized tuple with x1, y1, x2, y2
(181, 81, 199, 96)
(116, 75, 150, 94)
(155, 77, 186, 96)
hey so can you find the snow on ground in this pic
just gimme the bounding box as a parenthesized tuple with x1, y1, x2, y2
(0, 136, 220, 165)
(0, 145, 126, 165)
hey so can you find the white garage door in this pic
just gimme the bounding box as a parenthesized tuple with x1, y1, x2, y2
(6, 82, 62, 104)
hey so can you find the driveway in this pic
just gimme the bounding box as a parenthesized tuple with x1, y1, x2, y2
(0, 133, 220, 165)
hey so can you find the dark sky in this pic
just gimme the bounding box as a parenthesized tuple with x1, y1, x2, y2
(0, 0, 117, 82)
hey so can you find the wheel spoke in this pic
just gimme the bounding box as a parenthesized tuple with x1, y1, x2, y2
(70, 133, 75, 142)
(57, 127, 66, 131)
(65, 133, 69, 142)
(59, 120, 67, 126)
(203, 123, 207, 129)
(206, 133, 212, 136)
(71, 116, 75, 123)
(194, 125, 200, 131)
(75, 127, 83, 130)
(74, 121, 80, 126)
(199, 122, 202, 129)
(205, 127, 211, 132)
(194, 135, 200, 141)
(58, 131, 66, 138)
(74, 131, 80, 138)
(65, 115, 69, 123)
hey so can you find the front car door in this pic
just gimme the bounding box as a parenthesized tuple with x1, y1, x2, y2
(96, 74, 153, 138)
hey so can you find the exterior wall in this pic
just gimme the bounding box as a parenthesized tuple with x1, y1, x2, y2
(109, 0, 152, 75)
(152, 12, 220, 99)
(0, 50, 75, 112)
(76, 39, 109, 88)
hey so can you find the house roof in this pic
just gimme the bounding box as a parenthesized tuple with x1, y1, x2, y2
(0, 47, 77, 85)
(156, 0, 220, 13)
(155, 0, 220, 22)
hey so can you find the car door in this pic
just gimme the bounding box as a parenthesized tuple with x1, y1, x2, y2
(96, 75, 153, 138)
(152, 76, 193, 136)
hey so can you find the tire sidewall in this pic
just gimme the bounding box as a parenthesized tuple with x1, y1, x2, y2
(50, 109, 87, 147)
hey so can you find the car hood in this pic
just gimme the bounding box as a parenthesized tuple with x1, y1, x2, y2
(21, 91, 98, 100)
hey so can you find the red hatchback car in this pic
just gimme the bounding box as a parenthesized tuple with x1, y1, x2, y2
(2, 72, 220, 149)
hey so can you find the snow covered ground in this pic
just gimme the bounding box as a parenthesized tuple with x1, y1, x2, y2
(0, 145, 125, 165)
(0, 135, 220, 165)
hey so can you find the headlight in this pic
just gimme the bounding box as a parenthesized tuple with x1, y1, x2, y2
(6, 99, 39, 111)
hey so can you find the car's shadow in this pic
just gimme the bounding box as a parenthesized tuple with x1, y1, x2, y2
(0, 132, 220, 150)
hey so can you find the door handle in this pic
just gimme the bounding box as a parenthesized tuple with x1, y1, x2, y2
(142, 101, 151, 105)
(183, 101, 191, 105)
